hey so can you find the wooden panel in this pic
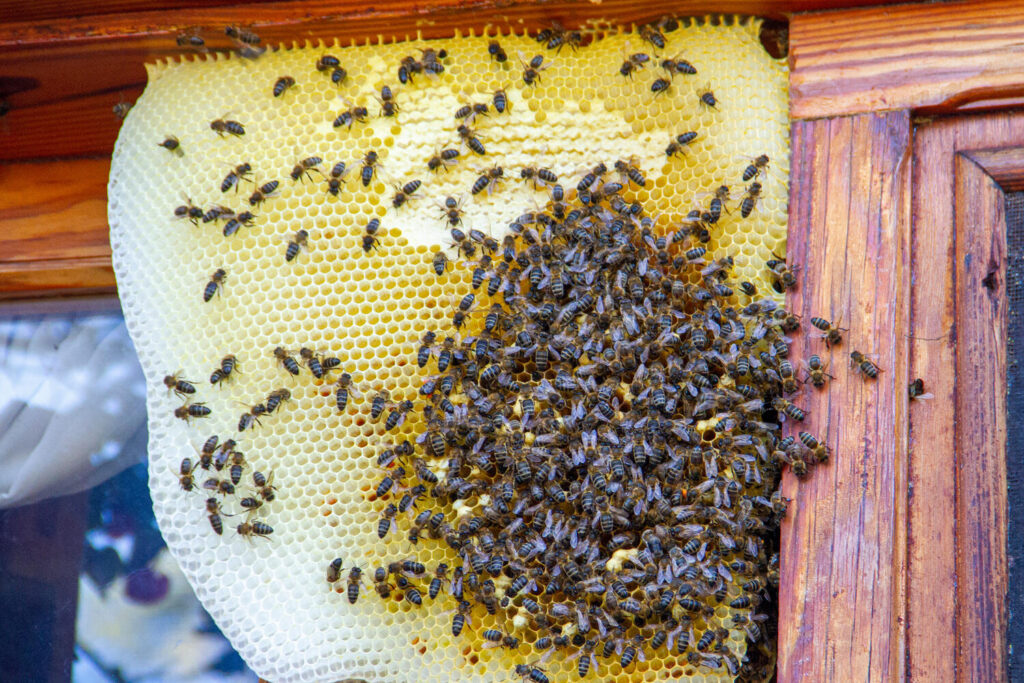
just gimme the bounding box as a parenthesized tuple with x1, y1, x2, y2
(953, 153, 1008, 682)
(779, 111, 910, 682)
(0, 0, 903, 26)
(790, 0, 1024, 119)
(0, 0, 787, 161)
(0, 158, 115, 298)
(909, 111, 1024, 682)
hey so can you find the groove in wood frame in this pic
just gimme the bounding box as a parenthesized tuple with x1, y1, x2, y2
(780, 111, 910, 683)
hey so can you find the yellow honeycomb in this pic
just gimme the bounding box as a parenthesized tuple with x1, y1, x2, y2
(108, 16, 788, 683)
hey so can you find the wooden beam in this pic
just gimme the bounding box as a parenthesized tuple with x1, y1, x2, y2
(953, 152, 1008, 683)
(790, 0, 1024, 119)
(0, 158, 115, 298)
(909, 111, 1022, 681)
(779, 111, 910, 682)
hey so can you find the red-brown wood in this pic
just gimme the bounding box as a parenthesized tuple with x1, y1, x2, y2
(953, 152, 1008, 683)
(0, 1, 783, 161)
(790, 0, 1024, 120)
(0, 158, 115, 298)
(908, 111, 1020, 682)
(780, 111, 910, 683)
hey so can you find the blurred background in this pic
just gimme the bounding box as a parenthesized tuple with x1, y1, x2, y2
(0, 305, 256, 683)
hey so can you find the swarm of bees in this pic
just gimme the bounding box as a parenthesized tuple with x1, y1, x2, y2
(129, 14, 890, 683)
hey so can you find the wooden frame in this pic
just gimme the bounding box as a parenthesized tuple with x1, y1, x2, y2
(0, 0, 1019, 681)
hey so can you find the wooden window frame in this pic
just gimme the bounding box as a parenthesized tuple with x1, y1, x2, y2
(0, 1, 1019, 681)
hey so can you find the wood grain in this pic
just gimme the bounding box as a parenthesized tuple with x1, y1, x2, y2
(908, 111, 1023, 682)
(953, 152, 1008, 683)
(0, 158, 115, 298)
(779, 111, 910, 683)
(0, 0, 904, 26)
(0, 0, 789, 161)
(790, 0, 1024, 119)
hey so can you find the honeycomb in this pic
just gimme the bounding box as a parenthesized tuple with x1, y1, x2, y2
(108, 17, 789, 683)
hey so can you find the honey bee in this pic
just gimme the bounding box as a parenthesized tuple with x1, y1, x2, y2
(740, 182, 762, 218)
(809, 316, 845, 347)
(248, 179, 279, 206)
(661, 55, 697, 76)
(639, 23, 666, 49)
(392, 179, 422, 208)
(220, 162, 252, 193)
(698, 85, 718, 109)
(236, 521, 273, 539)
(316, 54, 340, 72)
(272, 76, 295, 97)
(519, 52, 550, 86)
(362, 234, 381, 253)
(298, 347, 328, 379)
(222, 211, 255, 237)
(225, 24, 260, 45)
(177, 457, 197, 491)
(253, 470, 276, 501)
(360, 150, 380, 187)
(210, 116, 244, 136)
(174, 197, 204, 225)
(347, 566, 363, 603)
(614, 158, 646, 187)
(205, 497, 223, 535)
(327, 557, 344, 583)
(238, 403, 267, 431)
(492, 88, 509, 114)
(333, 103, 369, 129)
(373, 567, 394, 598)
(370, 390, 391, 420)
(772, 397, 806, 421)
(909, 378, 934, 400)
(377, 85, 399, 117)
(285, 229, 309, 262)
(203, 477, 235, 496)
(273, 346, 301, 376)
(291, 156, 323, 182)
(488, 40, 508, 63)
(326, 161, 348, 196)
(438, 196, 464, 226)
(666, 131, 698, 157)
(850, 351, 882, 378)
(514, 664, 549, 683)
(175, 29, 205, 49)
(520, 166, 558, 189)
(471, 165, 504, 195)
(158, 136, 183, 155)
(266, 388, 291, 413)
(650, 77, 671, 95)
(454, 99, 489, 122)
(769, 253, 798, 290)
(620, 49, 650, 78)
(742, 154, 770, 181)
(431, 250, 450, 277)
(427, 148, 460, 172)
(457, 124, 486, 156)
(397, 55, 421, 84)
(384, 400, 414, 431)
(334, 372, 361, 412)
(163, 372, 196, 399)
(202, 269, 227, 302)
(174, 402, 211, 422)
(802, 355, 833, 387)
(112, 101, 132, 120)
(799, 431, 830, 463)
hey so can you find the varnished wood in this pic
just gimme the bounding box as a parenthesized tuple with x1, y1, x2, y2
(963, 148, 1024, 193)
(907, 119, 958, 683)
(953, 152, 1008, 683)
(790, 0, 1024, 119)
(0, 158, 115, 298)
(779, 111, 910, 683)
(908, 111, 1021, 682)
(0, 1, 789, 161)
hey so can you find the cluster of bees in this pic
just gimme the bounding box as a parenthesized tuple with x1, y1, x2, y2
(165, 357, 280, 538)
(145, 15, 909, 683)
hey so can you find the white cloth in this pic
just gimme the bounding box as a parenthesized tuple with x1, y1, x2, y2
(0, 313, 146, 508)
